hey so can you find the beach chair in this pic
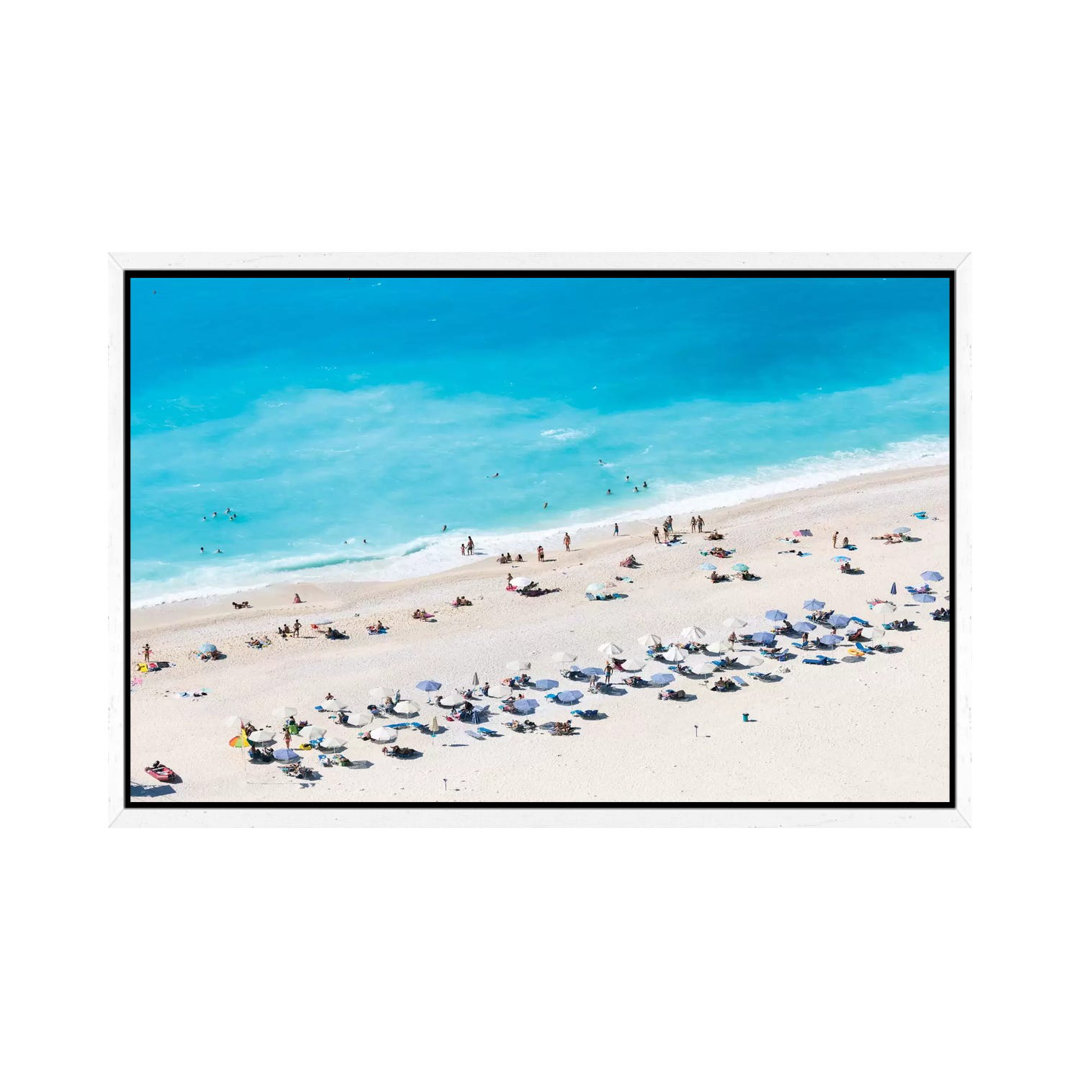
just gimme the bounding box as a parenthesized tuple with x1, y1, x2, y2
(849, 616, 870, 627)
(477, 727, 500, 737)
(544, 693, 559, 701)
(802, 656, 832, 666)
(385, 722, 411, 730)
(732, 675, 748, 687)
(854, 642, 873, 655)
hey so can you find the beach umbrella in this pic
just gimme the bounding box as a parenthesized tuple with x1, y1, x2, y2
(687, 662, 714, 676)
(472, 672, 480, 686)
(699, 563, 717, 572)
(552, 651, 577, 663)
(273, 748, 301, 762)
(764, 610, 787, 622)
(504, 660, 531, 672)
(392, 700, 419, 715)
(299, 726, 326, 742)
(721, 616, 747, 629)
(733, 563, 749, 573)
(705, 641, 729, 654)
(367, 727, 396, 743)
(828, 614, 851, 629)
(368, 687, 396, 700)
(429, 715, 440, 734)
(319, 731, 346, 748)
(597, 642, 624, 657)
(663, 648, 688, 662)
(579, 666, 605, 677)
(679, 626, 708, 642)
(650, 672, 675, 685)
(229, 734, 249, 748)
(921, 571, 944, 582)
(913, 592, 937, 603)
(438, 692, 465, 707)
(895, 526, 911, 534)
(750, 632, 776, 645)
(514, 698, 540, 714)
(638, 634, 663, 647)
(562, 664, 581, 674)
(248, 728, 276, 743)
(273, 706, 299, 719)
(200, 643, 217, 654)
(737, 654, 763, 668)
(792, 621, 816, 634)
(416, 680, 442, 692)
(585, 583, 608, 595)
(222, 715, 249, 729)
(533, 679, 558, 691)
(832, 555, 850, 563)
(803, 599, 825, 611)
(318, 700, 346, 715)
(890, 582, 897, 595)
(794, 529, 812, 537)
(820, 633, 844, 646)
(509, 576, 536, 588)
(556, 690, 583, 704)
(858, 627, 883, 640)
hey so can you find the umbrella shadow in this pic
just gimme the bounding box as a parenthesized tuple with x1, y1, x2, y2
(129, 781, 175, 798)
(598, 685, 628, 696)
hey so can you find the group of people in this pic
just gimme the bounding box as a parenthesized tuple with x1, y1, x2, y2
(496, 553, 525, 564)
(412, 609, 435, 620)
(277, 620, 302, 639)
(451, 596, 473, 606)
(688, 515, 706, 533)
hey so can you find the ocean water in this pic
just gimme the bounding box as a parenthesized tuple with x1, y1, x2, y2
(130, 275, 950, 605)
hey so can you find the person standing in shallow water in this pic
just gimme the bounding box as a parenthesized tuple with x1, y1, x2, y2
(613, 523, 619, 536)
(466, 536, 475, 555)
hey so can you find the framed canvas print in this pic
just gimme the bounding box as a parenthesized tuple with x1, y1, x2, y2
(109, 253, 970, 826)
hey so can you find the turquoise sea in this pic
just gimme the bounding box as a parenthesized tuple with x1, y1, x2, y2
(130, 275, 950, 605)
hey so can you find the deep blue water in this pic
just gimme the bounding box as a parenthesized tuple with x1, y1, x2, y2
(130, 275, 949, 603)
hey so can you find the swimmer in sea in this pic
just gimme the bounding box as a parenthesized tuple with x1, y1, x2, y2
(200, 547, 205, 553)
(442, 525, 447, 531)
(215, 548, 222, 554)
(543, 502, 548, 509)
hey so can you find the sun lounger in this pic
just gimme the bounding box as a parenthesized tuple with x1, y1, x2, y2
(477, 726, 499, 736)
(385, 722, 411, 730)
(854, 642, 873, 654)
(802, 655, 833, 665)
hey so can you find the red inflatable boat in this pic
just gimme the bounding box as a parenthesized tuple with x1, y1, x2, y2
(145, 762, 180, 783)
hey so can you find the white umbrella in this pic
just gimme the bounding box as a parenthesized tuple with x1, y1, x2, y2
(679, 625, 708, 642)
(687, 662, 714, 676)
(438, 692, 465, 707)
(552, 651, 577, 663)
(585, 583, 609, 594)
(597, 642, 624, 657)
(638, 633, 663, 647)
(870, 600, 896, 613)
(367, 726, 396, 743)
(368, 686, 396, 700)
(223, 715, 249, 729)
(319, 731, 347, 748)
(392, 700, 419, 716)
(705, 642, 728, 654)
(734, 654, 763, 668)
(248, 728, 276, 743)
(721, 616, 747, 630)
(272, 706, 299, 719)
(429, 715, 440, 734)
(299, 726, 326, 742)
(858, 627, 883, 640)
(319, 700, 346, 712)
(663, 647, 688, 662)
(509, 576, 536, 588)
(505, 660, 531, 671)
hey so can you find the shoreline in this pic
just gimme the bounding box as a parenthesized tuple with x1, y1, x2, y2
(132, 462, 946, 634)
(130, 439, 948, 610)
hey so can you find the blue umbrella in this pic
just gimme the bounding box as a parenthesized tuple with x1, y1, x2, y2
(828, 614, 851, 628)
(416, 680, 442, 692)
(913, 592, 937, 603)
(832, 555, 850, 563)
(533, 678, 558, 691)
(819, 634, 844, 646)
(751, 632, 776, 644)
(513, 698, 540, 713)
(792, 621, 815, 633)
(579, 667, 605, 677)
(764, 609, 787, 622)
(699, 562, 717, 571)
(200, 643, 217, 653)
(890, 582, 897, 595)
(921, 571, 944, 582)
(273, 748, 301, 762)
(804, 599, 825, 611)
(650, 672, 675, 685)
(556, 690, 583, 703)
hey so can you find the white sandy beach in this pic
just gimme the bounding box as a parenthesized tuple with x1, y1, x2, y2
(129, 464, 950, 803)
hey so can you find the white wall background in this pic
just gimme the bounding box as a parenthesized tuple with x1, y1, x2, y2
(3, 2, 1073, 1077)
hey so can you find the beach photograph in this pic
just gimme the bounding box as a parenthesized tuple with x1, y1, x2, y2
(126, 270, 954, 807)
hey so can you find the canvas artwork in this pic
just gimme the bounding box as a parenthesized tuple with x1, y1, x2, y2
(122, 262, 957, 816)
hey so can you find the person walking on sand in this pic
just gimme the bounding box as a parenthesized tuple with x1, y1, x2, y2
(604, 661, 613, 684)
(284, 731, 291, 749)
(563, 532, 571, 552)
(293, 619, 301, 637)
(832, 531, 838, 549)
(537, 545, 544, 562)
(467, 536, 475, 555)
(653, 526, 660, 544)
(142, 643, 151, 665)
(461, 543, 466, 556)
(613, 523, 619, 536)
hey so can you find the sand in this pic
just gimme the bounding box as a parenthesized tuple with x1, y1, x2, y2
(128, 464, 950, 803)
